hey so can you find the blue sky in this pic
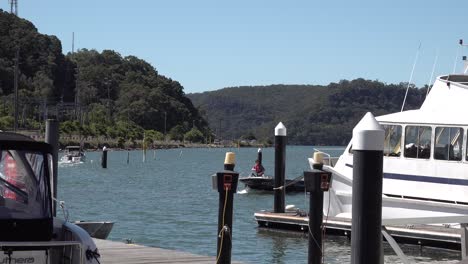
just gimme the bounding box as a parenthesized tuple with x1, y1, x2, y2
(1, 0, 467, 93)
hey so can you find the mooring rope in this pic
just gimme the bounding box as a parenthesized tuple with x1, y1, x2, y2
(272, 175, 304, 190)
(215, 188, 229, 264)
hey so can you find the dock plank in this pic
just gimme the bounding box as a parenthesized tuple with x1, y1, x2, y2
(94, 239, 243, 264)
(255, 211, 463, 249)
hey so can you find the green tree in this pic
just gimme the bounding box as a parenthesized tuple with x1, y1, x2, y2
(145, 129, 164, 143)
(60, 120, 78, 137)
(0, 116, 13, 130)
(169, 125, 186, 141)
(184, 128, 204, 143)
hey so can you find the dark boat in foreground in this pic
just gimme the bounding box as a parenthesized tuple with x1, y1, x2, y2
(239, 174, 305, 192)
(0, 132, 100, 263)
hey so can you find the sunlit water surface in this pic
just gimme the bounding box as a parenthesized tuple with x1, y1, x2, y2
(57, 146, 460, 263)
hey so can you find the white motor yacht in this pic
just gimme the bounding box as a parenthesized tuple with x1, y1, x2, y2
(311, 46, 468, 219)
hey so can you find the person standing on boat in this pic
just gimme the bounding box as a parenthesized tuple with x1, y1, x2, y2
(251, 159, 265, 177)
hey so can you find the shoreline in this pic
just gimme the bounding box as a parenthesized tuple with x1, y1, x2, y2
(13, 131, 269, 150)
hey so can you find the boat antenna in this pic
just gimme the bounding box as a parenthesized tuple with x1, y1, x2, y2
(452, 40, 461, 73)
(452, 39, 467, 74)
(401, 42, 421, 112)
(425, 49, 439, 97)
(460, 40, 468, 74)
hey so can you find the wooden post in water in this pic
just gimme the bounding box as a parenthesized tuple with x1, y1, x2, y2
(274, 122, 286, 213)
(351, 112, 384, 264)
(213, 152, 239, 264)
(101, 146, 108, 168)
(45, 119, 59, 216)
(127, 150, 130, 164)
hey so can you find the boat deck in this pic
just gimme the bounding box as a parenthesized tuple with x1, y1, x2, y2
(94, 239, 244, 264)
(255, 211, 463, 250)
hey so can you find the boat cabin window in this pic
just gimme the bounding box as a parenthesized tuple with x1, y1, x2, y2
(434, 127, 463, 161)
(0, 150, 51, 219)
(404, 126, 432, 159)
(383, 125, 402, 157)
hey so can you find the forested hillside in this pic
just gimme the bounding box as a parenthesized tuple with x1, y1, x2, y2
(0, 10, 209, 143)
(189, 79, 427, 145)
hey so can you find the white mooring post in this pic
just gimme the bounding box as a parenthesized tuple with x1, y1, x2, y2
(351, 112, 384, 264)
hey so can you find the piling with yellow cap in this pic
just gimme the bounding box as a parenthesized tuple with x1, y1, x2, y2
(214, 151, 239, 264)
(312, 151, 324, 170)
(224, 152, 235, 171)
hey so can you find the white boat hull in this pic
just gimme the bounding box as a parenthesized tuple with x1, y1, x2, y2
(311, 154, 468, 219)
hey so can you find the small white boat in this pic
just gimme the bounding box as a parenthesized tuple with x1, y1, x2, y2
(0, 132, 99, 263)
(311, 45, 468, 220)
(74, 221, 114, 240)
(61, 146, 86, 163)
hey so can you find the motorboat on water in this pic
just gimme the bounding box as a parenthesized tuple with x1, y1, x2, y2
(239, 148, 305, 192)
(60, 146, 86, 163)
(310, 53, 468, 219)
(239, 173, 305, 192)
(0, 132, 100, 263)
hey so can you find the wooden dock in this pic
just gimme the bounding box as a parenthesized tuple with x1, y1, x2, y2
(94, 239, 243, 263)
(255, 211, 463, 250)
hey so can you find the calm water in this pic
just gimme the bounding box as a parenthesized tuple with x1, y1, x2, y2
(57, 146, 460, 264)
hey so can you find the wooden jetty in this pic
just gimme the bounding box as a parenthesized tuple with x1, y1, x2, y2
(255, 211, 463, 250)
(94, 239, 243, 263)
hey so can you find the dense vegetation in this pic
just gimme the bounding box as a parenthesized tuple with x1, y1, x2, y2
(189, 79, 428, 145)
(0, 10, 210, 145)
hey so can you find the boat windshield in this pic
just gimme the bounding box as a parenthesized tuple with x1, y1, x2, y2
(0, 150, 52, 219)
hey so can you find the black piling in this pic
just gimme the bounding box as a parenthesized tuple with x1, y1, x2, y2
(45, 119, 59, 216)
(257, 148, 262, 164)
(304, 152, 332, 264)
(274, 122, 286, 213)
(101, 146, 108, 169)
(127, 150, 130, 164)
(213, 152, 239, 264)
(351, 112, 384, 264)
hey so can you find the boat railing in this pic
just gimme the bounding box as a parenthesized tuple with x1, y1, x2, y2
(439, 75, 468, 88)
(313, 148, 340, 167)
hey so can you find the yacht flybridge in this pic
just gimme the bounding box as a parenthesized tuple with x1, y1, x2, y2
(311, 43, 468, 219)
(0, 133, 99, 263)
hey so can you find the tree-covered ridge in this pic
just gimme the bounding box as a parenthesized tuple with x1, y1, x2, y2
(69, 49, 209, 136)
(0, 10, 210, 143)
(189, 79, 427, 145)
(0, 9, 72, 101)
